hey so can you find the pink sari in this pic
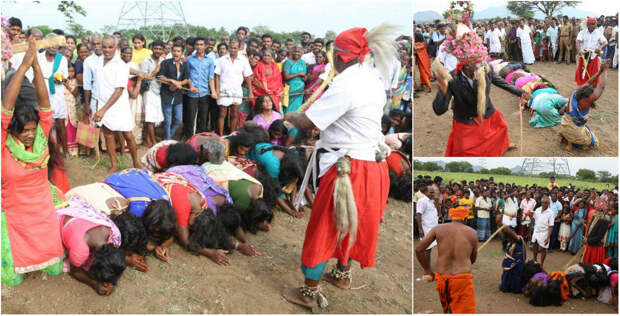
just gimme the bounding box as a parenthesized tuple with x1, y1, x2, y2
(305, 64, 326, 100)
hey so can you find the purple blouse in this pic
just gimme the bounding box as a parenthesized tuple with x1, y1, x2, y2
(251, 111, 283, 131)
(167, 165, 233, 214)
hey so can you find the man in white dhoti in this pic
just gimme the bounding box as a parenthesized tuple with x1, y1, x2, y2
(93, 36, 140, 173)
(517, 19, 535, 64)
(416, 185, 439, 260)
(529, 196, 554, 269)
(489, 22, 503, 57)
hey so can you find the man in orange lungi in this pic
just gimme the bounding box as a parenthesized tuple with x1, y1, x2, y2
(416, 206, 478, 313)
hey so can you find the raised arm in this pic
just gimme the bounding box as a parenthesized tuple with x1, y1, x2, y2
(592, 60, 609, 100)
(490, 67, 523, 96)
(2, 36, 37, 111)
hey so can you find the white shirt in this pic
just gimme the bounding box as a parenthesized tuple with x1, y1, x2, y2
(577, 28, 608, 54)
(489, 28, 502, 53)
(83, 53, 103, 100)
(301, 52, 316, 65)
(499, 28, 506, 39)
(140, 55, 163, 94)
(9, 52, 33, 82)
(503, 197, 519, 227)
(95, 56, 130, 110)
(533, 207, 555, 233)
(437, 42, 457, 72)
(381, 57, 401, 91)
(475, 196, 492, 218)
(319, 62, 332, 81)
(214, 54, 252, 93)
(38, 52, 68, 110)
(416, 195, 438, 249)
(305, 63, 386, 177)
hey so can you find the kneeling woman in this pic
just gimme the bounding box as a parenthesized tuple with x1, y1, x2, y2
(105, 169, 177, 262)
(247, 142, 312, 217)
(155, 171, 260, 264)
(56, 196, 131, 295)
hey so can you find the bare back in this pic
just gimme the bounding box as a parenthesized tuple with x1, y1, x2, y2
(434, 222, 478, 275)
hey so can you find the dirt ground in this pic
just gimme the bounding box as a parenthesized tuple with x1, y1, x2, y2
(414, 61, 618, 157)
(413, 238, 616, 313)
(1, 147, 412, 314)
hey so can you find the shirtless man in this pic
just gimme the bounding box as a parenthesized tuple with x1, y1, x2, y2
(415, 206, 478, 314)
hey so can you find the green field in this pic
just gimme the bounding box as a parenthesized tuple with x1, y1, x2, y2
(413, 171, 615, 190)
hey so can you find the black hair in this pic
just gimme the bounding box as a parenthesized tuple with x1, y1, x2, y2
(313, 38, 324, 45)
(325, 40, 334, 49)
(389, 109, 406, 118)
(228, 132, 257, 154)
(187, 211, 233, 254)
(132, 33, 146, 43)
(261, 33, 272, 40)
(242, 198, 274, 234)
(166, 143, 198, 167)
(185, 36, 196, 46)
(401, 136, 412, 161)
(65, 34, 77, 43)
(268, 119, 288, 138)
(575, 85, 595, 101)
(272, 39, 281, 45)
(285, 38, 294, 44)
(239, 122, 270, 143)
(88, 243, 127, 285)
(216, 203, 241, 234)
(301, 31, 311, 37)
(8, 17, 22, 28)
(522, 260, 543, 289)
(194, 36, 207, 45)
(434, 176, 443, 183)
(255, 167, 281, 209)
(610, 257, 618, 271)
(247, 37, 260, 46)
(388, 170, 412, 202)
(120, 46, 132, 54)
(52, 29, 64, 36)
(293, 127, 313, 145)
(151, 39, 165, 49)
(528, 281, 552, 306)
(217, 42, 228, 50)
(172, 36, 184, 43)
(113, 212, 148, 256)
(279, 148, 306, 184)
(236, 26, 247, 35)
(76, 43, 88, 52)
(172, 43, 184, 50)
(251, 95, 275, 118)
(547, 274, 565, 306)
(381, 115, 392, 134)
(142, 199, 177, 245)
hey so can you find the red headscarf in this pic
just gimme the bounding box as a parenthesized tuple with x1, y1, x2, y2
(334, 27, 371, 63)
(587, 17, 597, 24)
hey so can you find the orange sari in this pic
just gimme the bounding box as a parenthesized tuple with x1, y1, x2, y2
(252, 61, 283, 112)
(415, 42, 432, 89)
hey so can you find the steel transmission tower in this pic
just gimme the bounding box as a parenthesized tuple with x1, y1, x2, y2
(116, 1, 190, 40)
(520, 158, 571, 176)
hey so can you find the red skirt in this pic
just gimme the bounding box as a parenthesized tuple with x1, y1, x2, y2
(582, 245, 606, 264)
(575, 55, 600, 86)
(301, 159, 389, 269)
(445, 110, 510, 157)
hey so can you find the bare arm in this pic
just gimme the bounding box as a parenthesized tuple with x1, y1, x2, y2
(592, 61, 609, 100)
(469, 230, 478, 264)
(415, 227, 437, 276)
(284, 111, 317, 131)
(416, 213, 424, 238)
(244, 75, 254, 99)
(2, 45, 35, 110)
(214, 74, 220, 95)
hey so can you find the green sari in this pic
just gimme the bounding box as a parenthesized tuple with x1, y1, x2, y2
(283, 58, 307, 113)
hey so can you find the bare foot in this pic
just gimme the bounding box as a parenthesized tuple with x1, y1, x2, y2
(282, 287, 318, 310)
(322, 272, 351, 290)
(565, 143, 573, 151)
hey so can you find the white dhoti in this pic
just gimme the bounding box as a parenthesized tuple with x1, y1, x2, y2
(422, 224, 438, 250)
(50, 90, 67, 120)
(520, 38, 535, 64)
(502, 214, 517, 228)
(531, 229, 550, 249)
(97, 99, 135, 132)
(217, 87, 243, 106)
(144, 90, 163, 125)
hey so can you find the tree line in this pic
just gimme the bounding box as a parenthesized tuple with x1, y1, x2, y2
(413, 160, 618, 183)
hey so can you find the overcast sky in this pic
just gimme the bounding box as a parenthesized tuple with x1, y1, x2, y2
(413, 0, 613, 15)
(2, 0, 410, 37)
(415, 158, 619, 175)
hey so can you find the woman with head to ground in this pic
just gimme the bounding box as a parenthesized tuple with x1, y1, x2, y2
(1, 37, 64, 286)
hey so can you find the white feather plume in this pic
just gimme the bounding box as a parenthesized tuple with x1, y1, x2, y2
(364, 23, 399, 82)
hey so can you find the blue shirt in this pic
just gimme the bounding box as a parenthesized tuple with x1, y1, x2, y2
(549, 200, 563, 218)
(187, 54, 215, 98)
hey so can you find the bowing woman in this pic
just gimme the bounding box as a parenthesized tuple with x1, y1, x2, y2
(1, 37, 64, 286)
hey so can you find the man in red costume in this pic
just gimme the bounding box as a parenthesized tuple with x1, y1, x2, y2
(432, 22, 526, 156)
(282, 25, 395, 310)
(575, 17, 608, 86)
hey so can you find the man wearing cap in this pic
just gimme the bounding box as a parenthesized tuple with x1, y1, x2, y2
(282, 25, 395, 309)
(575, 17, 608, 86)
(432, 22, 526, 156)
(558, 16, 573, 64)
(416, 206, 478, 313)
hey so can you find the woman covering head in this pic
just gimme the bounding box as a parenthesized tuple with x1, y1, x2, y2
(251, 49, 283, 112)
(1, 37, 64, 286)
(282, 45, 307, 113)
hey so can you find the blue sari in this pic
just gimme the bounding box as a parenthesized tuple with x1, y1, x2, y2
(282, 59, 306, 113)
(562, 91, 597, 147)
(568, 208, 585, 254)
(499, 236, 526, 293)
(104, 168, 169, 217)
